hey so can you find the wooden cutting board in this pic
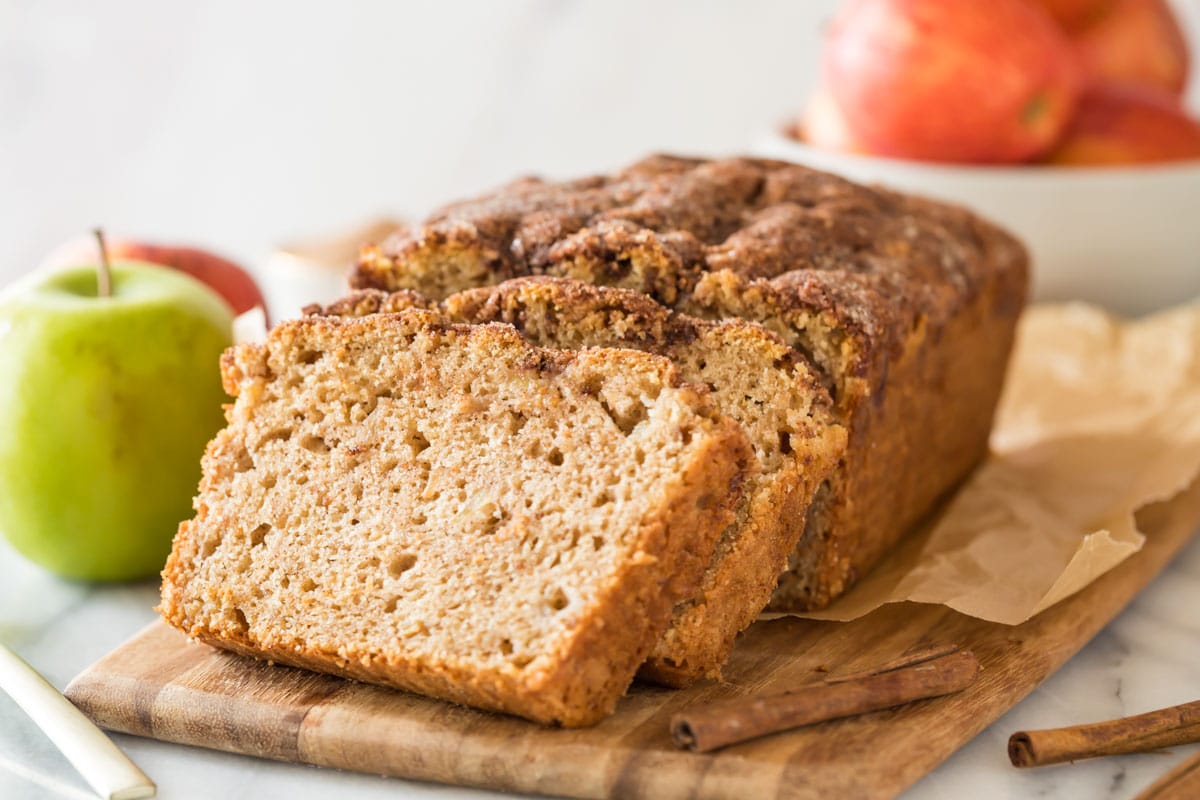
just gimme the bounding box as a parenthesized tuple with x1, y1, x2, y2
(66, 480, 1200, 800)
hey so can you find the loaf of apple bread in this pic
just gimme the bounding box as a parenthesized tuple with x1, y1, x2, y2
(314, 276, 847, 686)
(159, 309, 753, 725)
(350, 154, 1029, 609)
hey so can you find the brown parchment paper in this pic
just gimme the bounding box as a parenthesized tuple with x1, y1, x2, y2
(798, 300, 1200, 625)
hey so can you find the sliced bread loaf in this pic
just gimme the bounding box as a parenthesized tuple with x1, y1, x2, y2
(348, 155, 1027, 611)
(159, 309, 753, 725)
(314, 278, 846, 686)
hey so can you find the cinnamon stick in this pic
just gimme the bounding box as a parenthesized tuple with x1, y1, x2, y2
(1135, 749, 1200, 800)
(1008, 700, 1200, 768)
(671, 649, 980, 753)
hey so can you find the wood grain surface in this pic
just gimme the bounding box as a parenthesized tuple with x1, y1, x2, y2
(66, 480, 1200, 800)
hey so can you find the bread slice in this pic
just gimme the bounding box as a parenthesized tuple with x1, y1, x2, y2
(159, 309, 753, 726)
(314, 278, 846, 686)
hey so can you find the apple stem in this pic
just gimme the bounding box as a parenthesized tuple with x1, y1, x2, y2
(93, 228, 113, 298)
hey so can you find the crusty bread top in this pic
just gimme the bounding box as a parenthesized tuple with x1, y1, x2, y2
(351, 155, 1028, 363)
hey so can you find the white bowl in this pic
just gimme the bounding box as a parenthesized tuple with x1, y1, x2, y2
(753, 131, 1200, 316)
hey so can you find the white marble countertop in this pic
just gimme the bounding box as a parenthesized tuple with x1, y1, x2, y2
(4, 2, 1200, 798)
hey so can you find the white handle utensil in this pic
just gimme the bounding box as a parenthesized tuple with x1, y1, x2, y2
(0, 643, 155, 800)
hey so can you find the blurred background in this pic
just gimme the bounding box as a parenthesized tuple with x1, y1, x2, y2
(2, 0, 1198, 295)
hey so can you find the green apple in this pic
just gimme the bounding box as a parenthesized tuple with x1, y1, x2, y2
(0, 260, 233, 581)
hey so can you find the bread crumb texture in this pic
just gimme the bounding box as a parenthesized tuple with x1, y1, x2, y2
(160, 310, 752, 726)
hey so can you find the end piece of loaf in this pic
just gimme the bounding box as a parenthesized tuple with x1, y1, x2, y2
(314, 277, 847, 686)
(159, 310, 753, 726)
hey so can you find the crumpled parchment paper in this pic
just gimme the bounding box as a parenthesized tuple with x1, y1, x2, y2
(798, 301, 1200, 625)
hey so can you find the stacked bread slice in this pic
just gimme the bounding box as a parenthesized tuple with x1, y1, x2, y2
(160, 309, 754, 725)
(317, 277, 846, 686)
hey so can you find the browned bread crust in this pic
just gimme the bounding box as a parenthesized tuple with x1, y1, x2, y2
(350, 155, 1029, 609)
(314, 277, 847, 685)
(160, 310, 753, 725)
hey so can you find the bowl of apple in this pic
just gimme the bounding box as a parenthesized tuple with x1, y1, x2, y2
(754, 0, 1200, 316)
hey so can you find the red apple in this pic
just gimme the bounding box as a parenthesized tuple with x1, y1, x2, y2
(41, 237, 266, 319)
(1044, 83, 1200, 165)
(1072, 0, 1190, 95)
(1028, 0, 1113, 32)
(801, 85, 866, 153)
(823, 0, 1081, 163)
